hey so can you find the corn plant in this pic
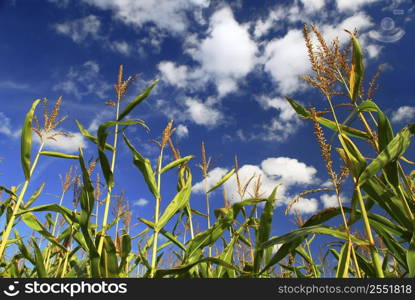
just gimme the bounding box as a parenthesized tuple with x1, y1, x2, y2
(0, 27, 414, 278)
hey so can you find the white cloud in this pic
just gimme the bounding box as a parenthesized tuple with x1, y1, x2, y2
(263, 29, 310, 94)
(184, 98, 223, 126)
(254, 96, 303, 142)
(261, 157, 317, 185)
(262, 12, 375, 95)
(81, 0, 210, 35)
(391, 106, 415, 123)
(158, 61, 189, 88)
(193, 157, 319, 215)
(175, 124, 189, 139)
(0, 80, 29, 90)
(88, 109, 114, 133)
(290, 197, 319, 215)
(192, 167, 229, 194)
(188, 6, 258, 97)
(299, 0, 326, 13)
(320, 193, 349, 209)
(54, 15, 101, 43)
(109, 41, 131, 56)
(134, 198, 149, 207)
(0, 112, 20, 138)
(159, 6, 258, 97)
(34, 130, 86, 153)
(53, 61, 111, 100)
(336, 0, 383, 12)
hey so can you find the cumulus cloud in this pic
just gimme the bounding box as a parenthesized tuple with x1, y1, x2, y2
(134, 198, 149, 207)
(158, 61, 189, 88)
(160, 6, 258, 97)
(193, 157, 319, 215)
(192, 167, 229, 194)
(336, 0, 384, 12)
(109, 41, 131, 56)
(33, 130, 86, 153)
(175, 124, 189, 138)
(263, 29, 310, 94)
(53, 15, 101, 43)
(184, 98, 223, 126)
(391, 106, 415, 123)
(0, 112, 20, 139)
(81, 0, 210, 35)
(53, 61, 111, 100)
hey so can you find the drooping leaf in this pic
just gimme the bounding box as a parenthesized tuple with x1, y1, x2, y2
(75, 120, 114, 151)
(32, 238, 47, 278)
(39, 151, 79, 159)
(336, 241, 351, 278)
(359, 124, 415, 186)
(254, 186, 278, 273)
(207, 168, 235, 193)
(156, 173, 192, 230)
(117, 79, 158, 121)
(160, 155, 194, 174)
(407, 234, 415, 277)
(21, 99, 41, 179)
(347, 30, 364, 102)
(123, 133, 159, 199)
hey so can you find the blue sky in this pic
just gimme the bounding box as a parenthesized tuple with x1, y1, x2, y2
(1, 0, 415, 250)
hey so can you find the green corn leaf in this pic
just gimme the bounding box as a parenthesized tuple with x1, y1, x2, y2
(286, 97, 369, 139)
(216, 221, 248, 278)
(100, 235, 119, 278)
(347, 30, 364, 102)
(21, 212, 66, 251)
(24, 183, 45, 209)
(407, 234, 415, 277)
(160, 155, 194, 174)
(154, 257, 245, 278)
(156, 174, 192, 230)
(359, 124, 415, 186)
(14, 230, 35, 265)
(338, 134, 366, 179)
(39, 151, 79, 159)
(207, 168, 235, 193)
(254, 186, 278, 273)
(372, 222, 407, 269)
(117, 79, 158, 121)
(119, 234, 132, 271)
(97, 120, 144, 189)
(31, 238, 47, 278)
(75, 120, 114, 151)
(21, 99, 41, 180)
(0, 186, 17, 197)
(261, 225, 369, 250)
(78, 149, 101, 277)
(336, 241, 351, 278)
(138, 218, 186, 251)
(123, 133, 159, 199)
(358, 100, 398, 185)
(18, 203, 79, 225)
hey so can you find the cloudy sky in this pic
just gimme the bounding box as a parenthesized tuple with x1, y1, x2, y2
(0, 0, 414, 238)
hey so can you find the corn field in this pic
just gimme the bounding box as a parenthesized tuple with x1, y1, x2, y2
(0, 26, 414, 278)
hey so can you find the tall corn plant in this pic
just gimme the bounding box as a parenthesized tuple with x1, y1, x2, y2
(261, 26, 415, 278)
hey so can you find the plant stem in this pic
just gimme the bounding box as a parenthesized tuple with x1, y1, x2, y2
(0, 142, 45, 260)
(204, 177, 212, 258)
(150, 148, 164, 278)
(355, 184, 384, 277)
(98, 96, 120, 255)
